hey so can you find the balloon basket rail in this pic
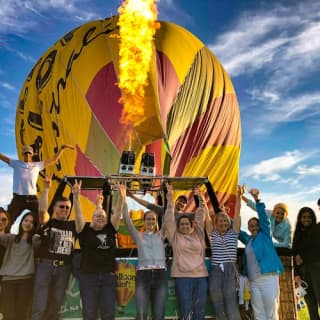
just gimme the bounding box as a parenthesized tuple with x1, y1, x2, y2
(48, 175, 221, 216)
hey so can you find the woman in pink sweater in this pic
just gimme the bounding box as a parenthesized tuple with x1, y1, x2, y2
(164, 183, 208, 320)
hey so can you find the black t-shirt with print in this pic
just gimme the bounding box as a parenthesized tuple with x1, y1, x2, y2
(37, 219, 76, 264)
(78, 222, 117, 273)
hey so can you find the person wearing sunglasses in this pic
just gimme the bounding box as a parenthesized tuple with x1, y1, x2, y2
(0, 144, 74, 222)
(31, 173, 76, 320)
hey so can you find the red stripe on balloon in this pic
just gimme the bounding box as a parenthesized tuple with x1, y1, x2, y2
(145, 140, 163, 176)
(74, 145, 103, 202)
(86, 63, 126, 152)
(170, 94, 240, 176)
(156, 51, 181, 129)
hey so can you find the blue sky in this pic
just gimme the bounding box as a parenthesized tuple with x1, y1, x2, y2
(0, 0, 320, 225)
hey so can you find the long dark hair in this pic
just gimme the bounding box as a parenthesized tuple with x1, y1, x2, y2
(292, 207, 317, 252)
(295, 207, 317, 232)
(14, 212, 38, 244)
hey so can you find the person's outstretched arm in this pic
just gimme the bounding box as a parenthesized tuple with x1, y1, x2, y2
(122, 201, 139, 243)
(127, 190, 163, 216)
(232, 185, 243, 233)
(163, 183, 175, 243)
(0, 153, 10, 164)
(44, 144, 74, 167)
(72, 179, 86, 233)
(39, 173, 52, 225)
(111, 183, 126, 230)
(250, 188, 272, 237)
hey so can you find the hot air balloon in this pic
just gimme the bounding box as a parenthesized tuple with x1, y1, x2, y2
(15, 15, 241, 218)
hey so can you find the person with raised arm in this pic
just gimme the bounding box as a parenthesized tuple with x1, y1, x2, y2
(72, 180, 123, 320)
(205, 186, 242, 320)
(241, 185, 291, 248)
(32, 173, 76, 320)
(122, 184, 167, 320)
(239, 188, 283, 320)
(164, 183, 208, 320)
(0, 144, 74, 222)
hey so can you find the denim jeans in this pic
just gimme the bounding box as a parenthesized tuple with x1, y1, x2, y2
(135, 269, 167, 320)
(175, 277, 208, 320)
(209, 263, 241, 320)
(32, 260, 72, 320)
(79, 271, 116, 320)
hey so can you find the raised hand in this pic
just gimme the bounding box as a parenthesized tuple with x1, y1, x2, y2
(194, 185, 205, 203)
(116, 182, 127, 200)
(44, 172, 53, 189)
(249, 188, 260, 200)
(237, 185, 245, 197)
(72, 179, 82, 196)
(240, 184, 246, 195)
(96, 192, 104, 207)
(165, 182, 173, 200)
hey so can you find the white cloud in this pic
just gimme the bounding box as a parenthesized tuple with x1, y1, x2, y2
(209, 11, 296, 77)
(0, 82, 15, 91)
(241, 150, 314, 180)
(249, 91, 320, 133)
(296, 165, 320, 176)
(0, 0, 101, 36)
(0, 166, 13, 208)
(157, 0, 193, 25)
(209, 2, 320, 83)
(208, 2, 320, 134)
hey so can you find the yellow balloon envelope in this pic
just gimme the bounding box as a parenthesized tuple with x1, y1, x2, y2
(15, 16, 241, 217)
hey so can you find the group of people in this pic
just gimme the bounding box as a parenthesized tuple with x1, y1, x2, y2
(0, 144, 76, 320)
(120, 184, 320, 320)
(0, 144, 319, 320)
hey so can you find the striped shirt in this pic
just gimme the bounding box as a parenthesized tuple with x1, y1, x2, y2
(210, 229, 239, 265)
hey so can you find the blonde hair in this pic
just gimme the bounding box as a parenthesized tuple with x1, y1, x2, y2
(273, 203, 288, 217)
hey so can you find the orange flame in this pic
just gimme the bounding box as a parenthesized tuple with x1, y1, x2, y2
(117, 0, 159, 126)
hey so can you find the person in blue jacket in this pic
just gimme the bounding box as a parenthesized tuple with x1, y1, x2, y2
(241, 186, 291, 248)
(239, 188, 283, 320)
